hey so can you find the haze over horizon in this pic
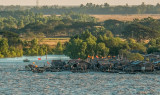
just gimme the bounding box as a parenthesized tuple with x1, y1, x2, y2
(0, 0, 160, 6)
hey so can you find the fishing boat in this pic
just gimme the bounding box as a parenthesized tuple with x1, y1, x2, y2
(24, 64, 45, 73)
(32, 67, 45, 73)
(23, 59, 30, 62)
(23, 47, 50, 73)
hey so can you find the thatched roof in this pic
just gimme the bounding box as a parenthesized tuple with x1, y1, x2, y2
(153, 61, 160, 64)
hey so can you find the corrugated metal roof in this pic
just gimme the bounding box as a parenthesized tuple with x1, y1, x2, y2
(153, 61, 160, 64)
(98, 60, 110, 64)
(131, 61, 142, 65)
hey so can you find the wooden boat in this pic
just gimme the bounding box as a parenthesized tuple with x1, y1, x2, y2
(18, 69, 31, 71)
(24, 64, 45, 73)
(23, 59, 30, 62)
(118, 72, 126, 74)
(118, 72, 136, 74)
(32, 67, 45, 73)
(51, 69, 62, 72)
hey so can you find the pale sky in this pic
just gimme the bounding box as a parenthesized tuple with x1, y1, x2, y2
(0, 0, 160, 6)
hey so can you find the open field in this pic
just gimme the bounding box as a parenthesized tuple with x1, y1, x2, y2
(91, 14, 160, 22)
(44, 14, 160, 22)
(40, 38, 70, 48)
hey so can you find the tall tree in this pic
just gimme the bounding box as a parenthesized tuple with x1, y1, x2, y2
(123, 24, 160, 42)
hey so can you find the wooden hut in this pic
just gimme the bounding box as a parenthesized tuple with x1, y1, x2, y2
(77, 60, 91, 70)
(68, 59, 82, 65)
(124, 61, 143, 72)
(124, 61, 154, 72)
(143, 62, 154, 72)
(97, 60, 114, 72)
(153, 61, 160, 70)
(144, 54, 159, 62)
(89, 58, 99, 70)
(66, 59, 82, 70)
(51, 60, 66, 71)
(69, 60, 91, 72)
(114, 60, 129, 71)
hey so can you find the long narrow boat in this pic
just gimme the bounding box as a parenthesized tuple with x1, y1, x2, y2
(24, 64, 45, 73)
(32, 67, 45, 73)
(23, 59, 30, 62)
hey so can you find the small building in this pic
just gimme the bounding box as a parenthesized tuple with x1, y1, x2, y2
(68, 59, 82, 65)
(144, 54, 159, 62)
(97, 60, 114, 72)
(124, 61, 154, 72)
(114, 60, 129, 71)
(77, 60, 91, 70)
(144, 62, 154, 72)
(69, 60, 91, 71)
(51, 60, 66, 69)
(153, 61, 160, 70)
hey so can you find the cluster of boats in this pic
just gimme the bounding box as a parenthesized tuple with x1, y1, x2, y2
(23, 57, 160, 74)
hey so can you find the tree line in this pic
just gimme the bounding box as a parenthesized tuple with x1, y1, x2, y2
(0, 37, 64, 58)
(1, 10, 160, 39)
(64, 30, 160, 61)
(0, 11, 97, 37)
(1, 3, 160, 14)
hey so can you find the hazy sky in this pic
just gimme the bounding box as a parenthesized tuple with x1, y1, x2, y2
(0, 0, 160, 6)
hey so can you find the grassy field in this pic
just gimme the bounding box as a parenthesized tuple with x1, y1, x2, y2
(91, 14, 160, 22)
(40, 38, 70, 48)
(44, 14, 160, 22)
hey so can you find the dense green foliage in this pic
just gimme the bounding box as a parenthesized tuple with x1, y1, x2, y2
(0, 10, 98, 57)
(0, 31, 52, 57)
(0, 11, 97, 37)
(0, 38, 23, 58)
(147, 38, 160, 54)
(0, 7, 160, 58)
(53, 42, 64, 55)
(119, 49, 144, 61)
(64, 27, 159, 60)
(104, 18, 160, 40)
(64, 30, 110, 59)
(123, 23, 160, 42)
(64, 30, 147, 60)
(23, 39, 47, 56)
(0, 10, 160, 39)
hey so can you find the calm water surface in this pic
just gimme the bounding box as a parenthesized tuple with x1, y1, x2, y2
(0, 55, 160, 95)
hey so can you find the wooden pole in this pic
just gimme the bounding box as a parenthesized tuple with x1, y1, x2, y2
(46, 47, 47, 60)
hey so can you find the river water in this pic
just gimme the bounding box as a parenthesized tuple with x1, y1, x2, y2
(0, 55, 160, 95)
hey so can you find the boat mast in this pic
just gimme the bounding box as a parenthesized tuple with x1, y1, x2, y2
(46, 47, 47, 60)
